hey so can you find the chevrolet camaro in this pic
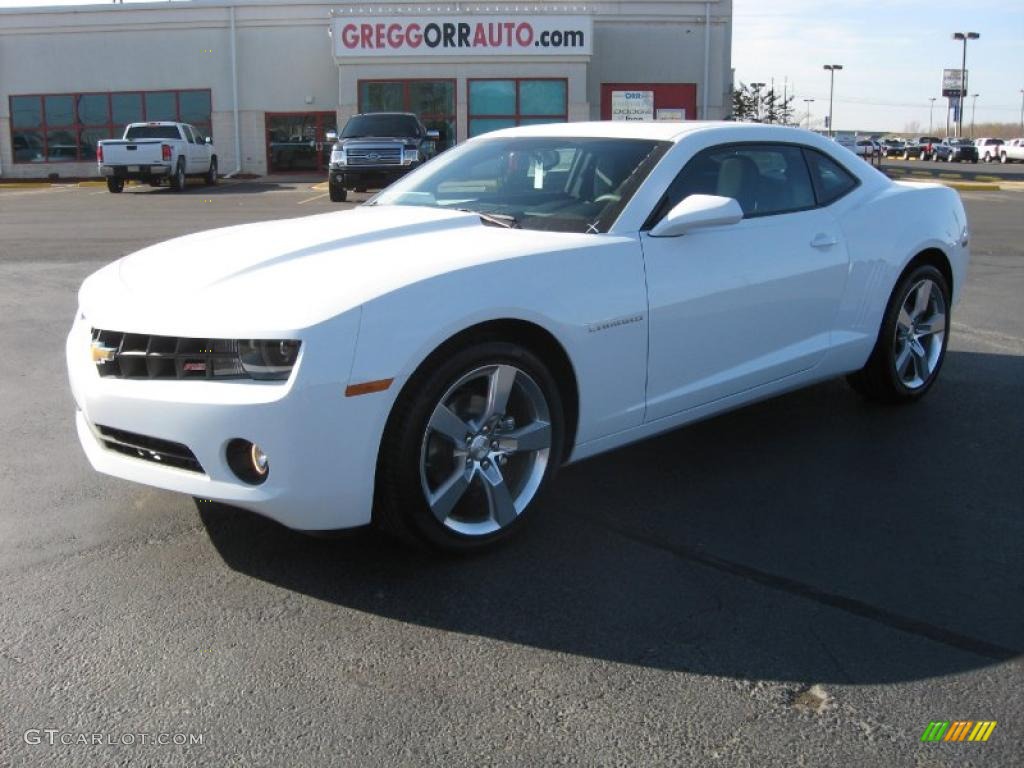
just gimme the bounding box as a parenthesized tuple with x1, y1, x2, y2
(67, 122, 970, 551)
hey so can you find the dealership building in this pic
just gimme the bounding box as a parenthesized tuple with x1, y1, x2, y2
(0, 0, 733, 179)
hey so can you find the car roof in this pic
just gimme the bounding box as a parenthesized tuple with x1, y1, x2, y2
(352, 112, 417, 118)
(478, 120, 838, 144)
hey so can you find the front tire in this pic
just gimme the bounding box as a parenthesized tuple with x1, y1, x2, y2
(205, 156, 218, 185)
(106, 177, 124, 194)
(376, 341, 565, 552)
(328, 183, 347, 202)
(847, 264, 950, 404)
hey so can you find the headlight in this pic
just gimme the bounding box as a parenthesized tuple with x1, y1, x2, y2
(331, 149, 346, 165)
(238, 340, 301, 380)
(402, 149, 419, 165)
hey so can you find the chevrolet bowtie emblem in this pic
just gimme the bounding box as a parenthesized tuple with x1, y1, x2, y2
(91, 341, 117, 364)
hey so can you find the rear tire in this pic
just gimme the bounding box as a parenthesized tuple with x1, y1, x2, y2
(375, 340, 565, 553)
(106, 178, 124, 194)
(205, 156, 218, 185)
(170, 160, 186, 192)
(328, 183, 347, 202)
(847, 264, 950, 404)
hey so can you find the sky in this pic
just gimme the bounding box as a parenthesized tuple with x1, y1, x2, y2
(2, 0, 1022, 133)
(732, 0, 1024, 132)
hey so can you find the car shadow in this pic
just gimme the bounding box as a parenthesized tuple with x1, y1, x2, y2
(198, 350, 1023, 684)
(128, 181, 307, 195)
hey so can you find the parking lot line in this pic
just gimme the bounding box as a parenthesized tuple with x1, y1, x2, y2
(298, 192, 329, 205)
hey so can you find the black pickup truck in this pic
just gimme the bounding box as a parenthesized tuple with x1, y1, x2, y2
(327, 112, 439, 202)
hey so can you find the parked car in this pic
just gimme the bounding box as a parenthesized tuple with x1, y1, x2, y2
(327, 112, 440, 202)
(932, 138, 979, 163)
(907, 136, 943, 161)
(974, 137, 1005, 163)
(853, 139, 881, 158)
(67, 122, 969, 552)
(999, 138, 1024, 163)
(97, 122, 217, 193)
(881, 138, 907, 158)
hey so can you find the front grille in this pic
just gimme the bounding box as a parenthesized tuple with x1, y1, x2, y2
(346, 147, 402, 166)
(95, 424, 204, 473)
(92, 329, 245, 380)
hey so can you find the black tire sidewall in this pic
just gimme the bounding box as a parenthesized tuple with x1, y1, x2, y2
(875, 265, 951, 400)
(329, 183, 346, 202)
(378, 341, 565, 552)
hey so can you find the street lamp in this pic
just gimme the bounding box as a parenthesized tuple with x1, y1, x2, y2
(929, 97, 937, 134)
(970, 94, 979, 139)
(750, 82, 765, 122)
(1020, 88, 1023, 133)
(803, 98, 815, 130)
(951, 32, 979, 138)
(823, 64, 843, 138)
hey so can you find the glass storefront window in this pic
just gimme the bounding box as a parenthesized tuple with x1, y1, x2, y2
(44, 95, 74, 127)
(468, 79, 568, 137)
(11, 95, 42, 128)
(112, 93, 143, 126)
(519, 80, 567, 116)
(144, 92, 177, 122)
(8, 89, 211, 163)
(358, 80, 457, 151)
(179, 90, 212, 125)
(77, 94, 109, 126)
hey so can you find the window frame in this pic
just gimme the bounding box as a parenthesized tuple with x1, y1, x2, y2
(644, 141, 862, 229)
(467, 78, 568, 138)
(8, 88, 212, 164)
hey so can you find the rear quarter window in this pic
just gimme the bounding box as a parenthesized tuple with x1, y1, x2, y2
(803, 149, 859, 206)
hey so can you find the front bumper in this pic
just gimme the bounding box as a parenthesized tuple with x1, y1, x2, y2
(329, 163, 416, 189)
(66, 309, 392, 531)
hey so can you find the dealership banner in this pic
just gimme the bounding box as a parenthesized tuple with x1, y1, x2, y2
(332, 16, 592, 57)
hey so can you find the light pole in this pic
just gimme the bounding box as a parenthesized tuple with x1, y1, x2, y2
(750, 82, 765, 122)
(803, 98, 815, 130)
(929, 97, 937, 134)
(951, 32, 979, 138)
(970, 94, 979, 138)
(824, 64, 843, 138)
(1020, 89, 1023, 133)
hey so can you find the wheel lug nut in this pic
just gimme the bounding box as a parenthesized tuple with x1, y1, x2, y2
(482, 426, 489, 434)
(481, 459, 490, 468)
(491, 440, 499, 450)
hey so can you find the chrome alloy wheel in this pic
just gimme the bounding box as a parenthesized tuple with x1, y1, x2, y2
(893, 278, 947, 389)
(419, 364, 552, 537)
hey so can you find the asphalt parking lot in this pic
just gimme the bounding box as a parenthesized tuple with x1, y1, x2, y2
(0, 179, 1021, 767)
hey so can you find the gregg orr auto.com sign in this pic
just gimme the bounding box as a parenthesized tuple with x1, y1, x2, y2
(331, 16, 593, 57)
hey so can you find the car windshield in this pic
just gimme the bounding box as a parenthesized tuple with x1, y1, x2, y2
(342, 115, 420, 139)
(124, 125, 181, 140)
(371, 136, 669, 234)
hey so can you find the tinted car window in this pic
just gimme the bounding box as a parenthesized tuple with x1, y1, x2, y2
(803, 149, 858, 206)
(655, 143, 816, 220)
(124, 125, 181, 140)
(342, 115, 421, 139)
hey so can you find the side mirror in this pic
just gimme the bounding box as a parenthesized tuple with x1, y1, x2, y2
(325, 131, 338, 142)
(649, 194, 744, 237)
(426, 129, 440, 140)
(204, 136, 213, 145)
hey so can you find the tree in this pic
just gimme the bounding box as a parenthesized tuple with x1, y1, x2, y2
(761, 89, 796, 125)
(731, 82, 762, 121)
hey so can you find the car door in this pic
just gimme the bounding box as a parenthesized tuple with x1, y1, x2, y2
(640, 143, 851, 421)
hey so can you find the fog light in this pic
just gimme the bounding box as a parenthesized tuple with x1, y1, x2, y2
(250, 443, 269, 476)
(227, 438, 269, 485)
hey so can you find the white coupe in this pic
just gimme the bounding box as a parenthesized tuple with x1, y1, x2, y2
(67, 122, 970, 551)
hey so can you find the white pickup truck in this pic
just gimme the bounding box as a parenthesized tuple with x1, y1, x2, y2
(999, 138, 1024, 164)
(97, 122, 217, 193)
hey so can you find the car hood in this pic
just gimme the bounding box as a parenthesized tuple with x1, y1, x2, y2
(79, 205, 594, 337)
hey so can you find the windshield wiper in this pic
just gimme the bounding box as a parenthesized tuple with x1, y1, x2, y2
(454, 208, 520, 229)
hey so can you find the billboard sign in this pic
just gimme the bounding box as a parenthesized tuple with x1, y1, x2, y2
(331, 16, 592, 57)
(942, 69, 968, 97)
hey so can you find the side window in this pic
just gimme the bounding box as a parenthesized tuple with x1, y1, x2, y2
(181, 125, 195, 144)
(804, 149, 858, 206)
(651, 143, 816, 223)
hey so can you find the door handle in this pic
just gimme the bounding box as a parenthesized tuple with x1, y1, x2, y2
(810, 234, 838, 249)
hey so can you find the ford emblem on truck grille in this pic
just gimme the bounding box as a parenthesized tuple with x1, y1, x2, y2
(367, 152, 380, 161)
